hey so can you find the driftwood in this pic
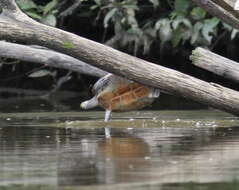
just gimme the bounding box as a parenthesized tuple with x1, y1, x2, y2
(191, 47, 239, 83)
(1, 0, 239, 115)
(0, 41, 107, 77)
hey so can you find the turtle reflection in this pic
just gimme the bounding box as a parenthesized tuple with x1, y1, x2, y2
(58, 132, 151, 185)
(97, 135, 150, 183)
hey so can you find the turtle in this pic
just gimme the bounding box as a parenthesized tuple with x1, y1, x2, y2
(80, 74, 160, 122)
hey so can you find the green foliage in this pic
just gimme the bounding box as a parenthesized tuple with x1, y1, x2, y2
(156, 0, 221, 48)
(202, 18, 220, 43)
(17, 0, 238, 55)
(149, 0, 160, 8)
(77, 0, 238, 55)
(16, 0, 58, 26)
(175, 0, 190, 14)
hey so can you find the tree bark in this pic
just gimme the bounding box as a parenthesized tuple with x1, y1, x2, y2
(191, 47, 239, 83)
(1, 0, 239, 115)
(0, 41, 107, 77)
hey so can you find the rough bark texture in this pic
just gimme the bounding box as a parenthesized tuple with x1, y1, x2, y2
(192, 0, 239, 30)
(191, 47, 239, 83)
(1, 1, 239, 115)
(0, 41, 107, 77)
(213, 0, 239, 18)
(224, 0, 236, 7)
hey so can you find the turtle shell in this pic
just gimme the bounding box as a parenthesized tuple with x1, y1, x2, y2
(97, 82, 153, 111)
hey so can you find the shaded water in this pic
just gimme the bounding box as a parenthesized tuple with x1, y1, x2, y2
(1, 110, 239, 189)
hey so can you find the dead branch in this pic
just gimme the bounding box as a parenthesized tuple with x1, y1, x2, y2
(191, 47, 239, 83)
(0, 41, 107, 77)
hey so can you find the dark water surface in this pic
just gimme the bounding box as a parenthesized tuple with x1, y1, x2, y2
(1, 110, 239, 190)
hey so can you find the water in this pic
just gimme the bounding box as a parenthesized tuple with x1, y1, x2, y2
(0, 110, 239, 190)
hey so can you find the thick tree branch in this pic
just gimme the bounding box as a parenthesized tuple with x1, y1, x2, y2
(0, 41, 107, 77)
(191, 48, 239, 83)
(1, 0, 239, 115)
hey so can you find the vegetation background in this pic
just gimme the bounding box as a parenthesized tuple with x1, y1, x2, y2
(1, 0, 239, 110)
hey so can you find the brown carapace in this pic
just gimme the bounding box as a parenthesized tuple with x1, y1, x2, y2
(98, 82, 153, 111)
(80, 74, 160, 122)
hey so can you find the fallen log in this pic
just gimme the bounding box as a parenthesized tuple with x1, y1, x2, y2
(191, 47, 239, 83)
(0, 41, 107, 77)
(1, 0, 239, 115)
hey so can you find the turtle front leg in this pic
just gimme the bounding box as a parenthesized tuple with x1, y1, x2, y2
(104, 110, 111, 122)
(104, 110, 112, 138)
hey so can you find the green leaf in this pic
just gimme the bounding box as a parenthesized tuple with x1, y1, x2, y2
(155, 18, 168, 30)
(94, 0, 101, 5)
(191, 7, 206, 20)
(128, 27, 143, 36)
(172, 16, 192, 30)
(43, 0, 58, 16)
(143, 28, 156, 54)
(231, 29, 239, 39)
(222, 22, 232, 31)
(171, 28, 182, 47)
(25, 10, 42, 20)
(104, 8, 117, 28)
(127, 15, 138, 27)
(114, 22, 123, 33)
(28, 70, 52, 78)
(149, 0, 160, 8)
(16, 0, 37, 11)
(202, 17, 220, 43)
(174, 0, 190, 13)
(42, 14, 57, 26)
(124, 5, 139, 10)
(90, 5, 99, 10)
(155, 19, 172, 43)
(191, 22, 203, 44)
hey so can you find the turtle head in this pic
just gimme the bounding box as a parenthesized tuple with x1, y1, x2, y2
(80, 101, 89, 109)
(80, 97, 98, 110)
